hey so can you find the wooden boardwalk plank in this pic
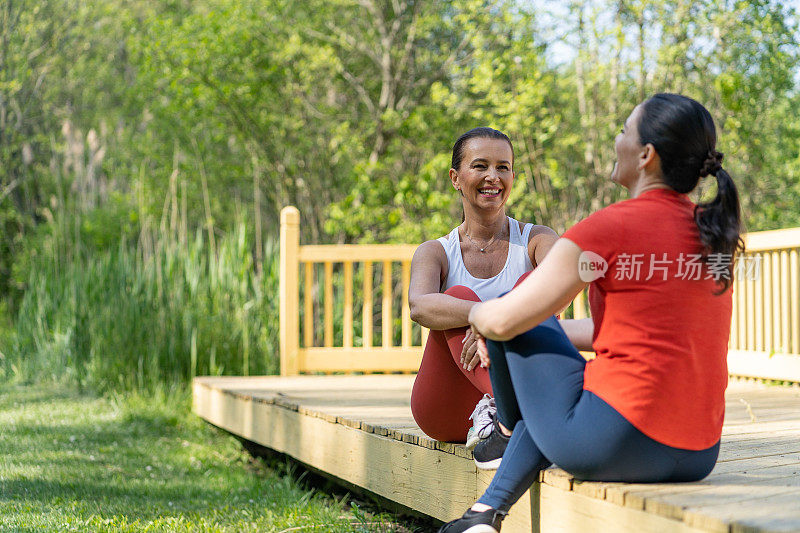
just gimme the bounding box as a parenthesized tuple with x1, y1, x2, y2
(193, 378, 479, 520)
(726, 491, 800, 533)
(193, 375, 800, 533)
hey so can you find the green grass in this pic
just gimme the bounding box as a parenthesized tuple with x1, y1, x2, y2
(0, 385, 423, 532)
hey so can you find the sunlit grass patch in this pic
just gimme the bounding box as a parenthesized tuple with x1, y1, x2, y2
(0, 385, 421, 532)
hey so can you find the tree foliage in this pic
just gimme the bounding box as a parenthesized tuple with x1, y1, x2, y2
(1, 0, 799, 342)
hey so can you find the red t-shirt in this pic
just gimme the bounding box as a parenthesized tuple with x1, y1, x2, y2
(562, 188, 731, 450)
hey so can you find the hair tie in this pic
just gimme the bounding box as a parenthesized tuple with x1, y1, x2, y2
(700, 150, 724, 177)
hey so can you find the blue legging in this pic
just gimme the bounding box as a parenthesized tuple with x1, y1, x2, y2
(477, 316, 720, 513)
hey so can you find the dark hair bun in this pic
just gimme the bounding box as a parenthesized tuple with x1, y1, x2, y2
(700, 150, 724, 178)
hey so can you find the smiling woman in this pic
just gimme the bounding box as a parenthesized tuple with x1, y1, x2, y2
(407, 127, 558, 448)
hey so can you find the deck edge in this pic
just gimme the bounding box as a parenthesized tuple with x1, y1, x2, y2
(193, 377, 712, 533)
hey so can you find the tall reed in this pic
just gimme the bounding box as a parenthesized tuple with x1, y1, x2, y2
(3, 224, 279, 393)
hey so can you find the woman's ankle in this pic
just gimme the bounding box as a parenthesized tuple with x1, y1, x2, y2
(497, 421, 513, 437)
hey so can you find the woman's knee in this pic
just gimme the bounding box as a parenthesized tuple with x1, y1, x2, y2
(504, 319, 581, 361)
(443, 285, 481, 302)
(410, 392, 467, 442)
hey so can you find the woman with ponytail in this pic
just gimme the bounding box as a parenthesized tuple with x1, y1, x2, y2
(439, 94, 743, 533)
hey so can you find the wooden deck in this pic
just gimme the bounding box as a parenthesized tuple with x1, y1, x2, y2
(193, 375, 800, 533)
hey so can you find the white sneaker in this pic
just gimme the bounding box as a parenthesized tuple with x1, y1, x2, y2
(465, 394, 496, 450)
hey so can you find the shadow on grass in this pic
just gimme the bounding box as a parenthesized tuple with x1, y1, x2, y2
(1, 393, 239, 523)
(0, 417, 184, 457)
(0, 478, 210, 508)
(0, 386, 85, 409)
(237, 437, 441, 532)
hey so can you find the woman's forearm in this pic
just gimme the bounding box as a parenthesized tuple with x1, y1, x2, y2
(468, 239, 588, 341)
(409, 293, 477, 330)
(468, 295, 556, 341)
(558, 318, 594, 351)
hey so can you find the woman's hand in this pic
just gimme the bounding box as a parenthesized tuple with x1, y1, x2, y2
(468, 303, 490, 368)
(461, 328, 481, 371)
(471, 325, 490, 369)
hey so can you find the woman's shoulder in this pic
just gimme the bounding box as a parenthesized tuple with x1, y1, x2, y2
(416, 237, 447, 253)
(511, 218, 559, 267)
(571, 199, 635, 228)
(411, 239, 449, 286)
(561, 201, 636, 251)
(412, 238, 448, 266)
(529, 224, 559, 239)
(511, 218, 559, 243)
(590, 193, 660, 218)
(414, 225, 462, 268)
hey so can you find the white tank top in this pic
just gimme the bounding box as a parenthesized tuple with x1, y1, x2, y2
(437, 216, 534, 301)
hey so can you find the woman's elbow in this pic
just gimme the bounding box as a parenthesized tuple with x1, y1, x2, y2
(489, 325, 515, 341)
(408, 298, 425, 325)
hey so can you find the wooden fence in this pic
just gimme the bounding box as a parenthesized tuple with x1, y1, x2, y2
(728, 227, 800, 381)
(279, 206, 800, 382)
(280, 206, 423, 375)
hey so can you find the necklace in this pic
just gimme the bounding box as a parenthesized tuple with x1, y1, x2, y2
(463, 222, 505, 253)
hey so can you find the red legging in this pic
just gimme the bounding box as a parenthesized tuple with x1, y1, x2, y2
(410, 272, 531, 442)
(410, 285, 489, 442)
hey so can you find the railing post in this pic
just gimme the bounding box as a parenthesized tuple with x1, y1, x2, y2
(280, 206, 300, 376)
(573, 289, 588, 319)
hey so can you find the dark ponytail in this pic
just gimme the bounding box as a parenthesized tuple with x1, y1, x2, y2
(638, 93, 743, 292)
(695, 155, 745, 292)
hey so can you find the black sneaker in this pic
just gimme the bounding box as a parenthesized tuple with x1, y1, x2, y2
(472, 416, 509, 470)
(437, 507, 505, 533)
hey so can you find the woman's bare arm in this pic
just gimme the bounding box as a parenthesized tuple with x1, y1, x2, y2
(526, 224, 572, 314)
(469, 238, 588, 340)
(526, 225, 559, 267)
(558, 318, 594, 352)
(408, 240, 478, 330)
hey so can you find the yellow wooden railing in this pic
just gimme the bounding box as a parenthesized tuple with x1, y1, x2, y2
(280, 206, 425, 375)
(279, 206, 800, 382)
(728, 228, 800, 381)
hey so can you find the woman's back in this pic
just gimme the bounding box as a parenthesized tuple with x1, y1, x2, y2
(563, 188, 732, 450)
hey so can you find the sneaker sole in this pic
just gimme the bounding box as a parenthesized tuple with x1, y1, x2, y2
(465, 434, 481, 450)
(474, 457, 502, 470)
(458, 525, 499, 533)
